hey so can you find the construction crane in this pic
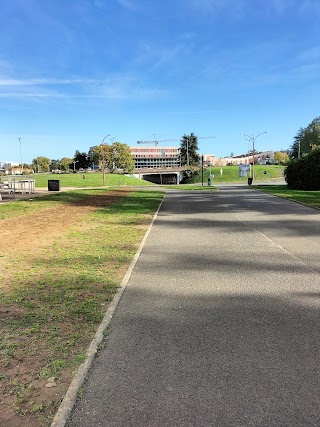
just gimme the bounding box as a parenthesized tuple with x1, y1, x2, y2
(137, 134, 215, 145)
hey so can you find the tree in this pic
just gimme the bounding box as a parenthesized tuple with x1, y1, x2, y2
(50, 159, 60, 170)
(290, 117, 320, 158)
(32, 156, 51, 172)
(60, 157, 73, 171)
(180, 133, 200, 167)
(73, 150, 90, 169)
(93, 142, 134, 173)
(274, 151, 289, 164)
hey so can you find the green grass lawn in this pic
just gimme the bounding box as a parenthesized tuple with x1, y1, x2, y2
(190, 165, 285, 184)
(19, 165, 284, 188)
(0, 189, 163, 424)
(27, 172, 153, 188)
(255, 185, 320, 209)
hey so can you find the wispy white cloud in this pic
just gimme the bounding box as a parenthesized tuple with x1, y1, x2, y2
(187, 0, 249, 18)
(298, 46, 320, 61)
(0, 78, 96, 86)
(298, 0, 320, 15)
(197, 36, 320, 90)
(95, 76, 169, 100)
(167, 109, 224, 115)
(0, 74, 168, 101)
(133, 34, 196, 73)
(116, 0, 139, 11)
(187, 0, 320, 18)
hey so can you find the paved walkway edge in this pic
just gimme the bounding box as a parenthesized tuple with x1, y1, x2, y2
(50, 197, 165, 427)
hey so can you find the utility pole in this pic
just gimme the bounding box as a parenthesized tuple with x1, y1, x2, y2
(201, 154, 204, 186)
(19, 137, 23, 174)
(186, 136, 189, 167)
(101, 134, 111, 186)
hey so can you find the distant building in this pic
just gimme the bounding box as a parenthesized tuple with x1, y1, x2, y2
(89, 145, 181, 169)
(215, 150, 274, 166)
(88, 144, 274, 170)
(203, 154, 217, 166)
(130, 146, 180, 169)
(0, 161, 19, 169)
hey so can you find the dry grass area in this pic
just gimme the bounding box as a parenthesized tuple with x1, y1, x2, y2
(0, 189, 163, 426)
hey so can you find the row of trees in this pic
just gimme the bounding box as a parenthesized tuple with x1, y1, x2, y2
(31, 151, 90, 172)
(29, 134, 201, 174)
(31, 143, 135, 173)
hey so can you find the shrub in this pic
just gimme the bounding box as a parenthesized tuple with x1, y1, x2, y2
(285, 147, 320, 190)
(181, 169, 200, 183)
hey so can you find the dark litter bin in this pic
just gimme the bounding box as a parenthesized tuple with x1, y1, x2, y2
(208, 178, 212, 186)
(48, 180, 60, 191)
(248, 178, 253, 186)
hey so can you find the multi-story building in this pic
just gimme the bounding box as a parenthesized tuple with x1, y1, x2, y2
(130, 146, 180, 169)
(88, 144, 181, 170)
(215, 151, 274, 166)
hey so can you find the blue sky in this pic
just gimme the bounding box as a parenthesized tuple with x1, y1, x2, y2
(1, 0, 320, 163)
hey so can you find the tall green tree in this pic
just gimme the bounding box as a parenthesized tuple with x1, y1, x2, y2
(291, 117, 320, 158)
(180, 133, 200, 166)
(73, 150, 90, 169)
(32, 156, 51, 172)
(60, 157, 73, 171)
(274, 151, 289, 164)
(93, 142, 134, 173)
(50, 159, 60, 170)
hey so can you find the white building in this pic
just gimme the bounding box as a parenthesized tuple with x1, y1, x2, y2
(0, 161, 19, 169)
(213, 151, 274, 167)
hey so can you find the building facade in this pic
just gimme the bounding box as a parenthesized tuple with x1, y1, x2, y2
(129, 146, 180, 169)
(214, 151, 275, 167)
(88, 144, 274, 170)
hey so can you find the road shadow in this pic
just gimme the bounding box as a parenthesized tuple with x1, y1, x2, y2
(68, 287, 320, 427)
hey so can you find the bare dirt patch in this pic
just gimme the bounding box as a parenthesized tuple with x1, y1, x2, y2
(0, 191, 128, 256)
(0, 190, 134, 427)
(0, 191, 129, 292)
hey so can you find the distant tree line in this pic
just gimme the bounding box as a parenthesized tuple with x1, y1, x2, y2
(30, 142, 134, 174)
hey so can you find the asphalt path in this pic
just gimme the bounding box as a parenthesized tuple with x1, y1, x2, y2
(67, 185, 320, 427)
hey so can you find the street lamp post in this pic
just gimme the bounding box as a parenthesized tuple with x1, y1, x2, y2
(201, 154, 204, 186)
(73, 160, 79, 172)
(186, 137, 189, 167)
(101, 134, 111, 186)
(19, 137, 23, 174)
(241, 131, 267, 181)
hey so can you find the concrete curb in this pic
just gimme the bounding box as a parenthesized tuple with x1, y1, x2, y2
(50, 197, 164, 427)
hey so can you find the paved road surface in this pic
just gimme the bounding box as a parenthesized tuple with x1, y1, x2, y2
(67, 186, 320, 427)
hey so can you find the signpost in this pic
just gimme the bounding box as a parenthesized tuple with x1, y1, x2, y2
(48, 180, 60, 191)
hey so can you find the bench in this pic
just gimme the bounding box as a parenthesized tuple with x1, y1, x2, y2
(0, 182, 15, 201)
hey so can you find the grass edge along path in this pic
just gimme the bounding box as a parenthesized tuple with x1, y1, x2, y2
(254, 185, 320, 210)
(0, 189, 164, 427)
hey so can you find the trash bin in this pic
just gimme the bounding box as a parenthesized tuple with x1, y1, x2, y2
(208, 178, 212, 186)
(248, 178, 253, 186)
